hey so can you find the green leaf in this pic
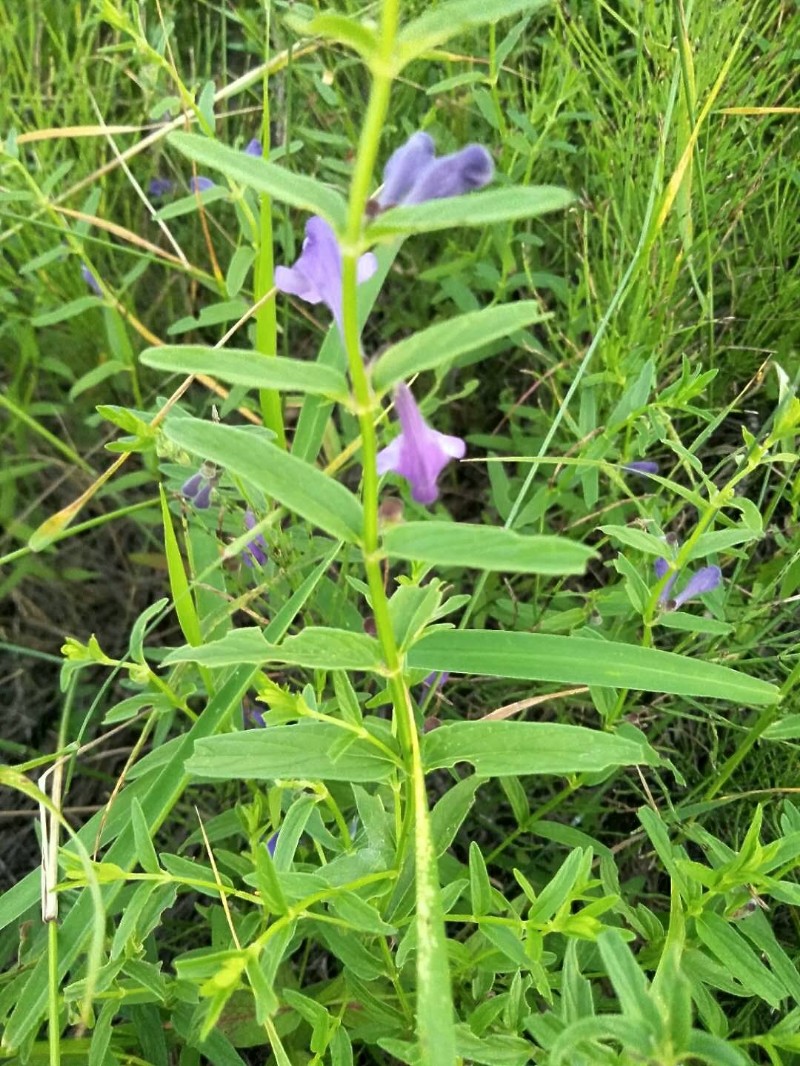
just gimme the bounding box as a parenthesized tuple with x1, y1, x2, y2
(330, 892, 397, 935)
(658, 613, 733, 636)
(695, 913, 785, 1007)
(372, 301, 548, 391)
(469, 841, 493, 917)
(423, 721, 656, 776)
(163, 626, 384, 673)
(187, 723, 400, 783)
(285, 13, 379, 61)
(397, 0, 551, 66)
(688, 527, 761, 558)
(163, 417, 363, 543)
(168, 132, 348, 228)
(600, 524, 670, 557)
(597, 930, 662, 1030)
(32, 295, 99, 327)
(367, 186, 574, 238)
(383, 522, 594, 575)
(407, 630, 779, 705)
(159, 486, 202, 647)
(141, 345, 348, 398)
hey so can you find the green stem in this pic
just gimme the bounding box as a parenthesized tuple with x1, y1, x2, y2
(254, 5, 286, 448)
(339, 1, 412, 765)
(47, 920, 60, 1066)
(337, 8, 456, 1061)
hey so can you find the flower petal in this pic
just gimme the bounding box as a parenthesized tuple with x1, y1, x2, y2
(276, 216, 344, 322)
(243, 138, 262, 157)
(357, 251, 379, 284)
(148, 177, 174, 197)
(378, 131, 435, 207)
(378, 384, 465, 505)
(181, 472, 203, 499)
(404, 144, 494, 205)
(243, 509, 268, 567)
(654, 557, 678, 605)
(194, 482, 213, 509)
(274, 265, 323, 304)
(624, 460, 659, 475)
(653, 557, 670, 579)
(80, 264, 102, 296)
(673, 565, 722, 609)
(376, 435, 404, 475)
(189, 176, 215, 193)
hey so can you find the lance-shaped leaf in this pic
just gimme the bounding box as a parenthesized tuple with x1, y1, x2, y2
(407, 630, 779, 706)
(141, 345, 348, 398)
(372, 301, 548, 391)
(423, 721, 658, 776)
(367, 185, 575, 238)
(169, 132, 348, 228)
(163, 627, 384, 673)
(164, 417, 363, 543)
(383, 522, 594, 575)
(397, 0, 552, 67)
(187, 722, 401, 784)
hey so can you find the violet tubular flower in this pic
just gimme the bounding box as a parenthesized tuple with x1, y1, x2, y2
(421, 671, 450, 693)
(189, 175, 215, 193)
(274, 215, 377, 330)
(81, 264, 102, 296)
(624, 460, 659, 475)
(376, 131, 494, 209)
(181, 461, 220, 509)
(148, 177, 175, 198)
(377, 384, 465, 505)
(242, 509, 268, 568)
(243, 138, 262, 157)
(654, 557, 722, 611)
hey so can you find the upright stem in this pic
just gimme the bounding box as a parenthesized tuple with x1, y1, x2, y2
(254, 3, 287, 448)
(338, 0, 414, 763)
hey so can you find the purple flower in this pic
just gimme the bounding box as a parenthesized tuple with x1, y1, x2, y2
(189, 176, 215, 193)
(421, 671, 450, 693)
(81, 264, 102, 296)
(376, 131, 494, 209)
(242, 509, 268, 567)
(624, 460, 659, 475)
(654, 557, 722, 610)
(376, 384, 466, 505)
(148, 177, 174, 197)
(181, 461, 220, 509)
(274, 215, 378, 330)
(267, 831, 279, 858)
(243, 138, 262, 157)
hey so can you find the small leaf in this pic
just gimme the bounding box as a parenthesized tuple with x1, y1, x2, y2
(397, 0, 551, 66)
(285, 13, 379, 61)
(164, 417, 363, 543)
(372, 301, 547, 391)
(187, 723, 400, 783)
(383, 522, 594, 575)
(169, 132, 347, 228)
(423, 721, 656, 776)
(142, 345, 348, 398)
(163, 627, 383, 673)
(696, 913, 785, 1007)
(159, 486, 202, 647)
(368, 186, 574, 238)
